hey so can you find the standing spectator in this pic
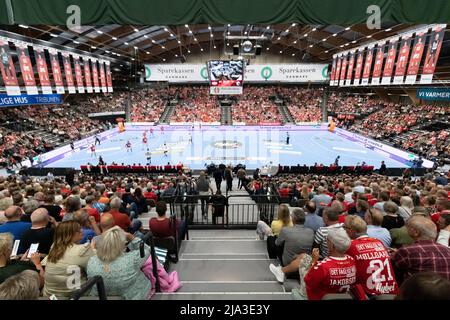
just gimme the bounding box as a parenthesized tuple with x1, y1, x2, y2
(209, 190, 227, 225)
(391, 216, 450, 284)
(237, 167, 247, 190)
(197, 172, 213, 219)
(213, 168, 223, 192)
(224, 166, 233, 192)
(365, 208, 392, 248)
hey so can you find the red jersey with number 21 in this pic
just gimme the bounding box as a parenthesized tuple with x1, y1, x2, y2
(304, 255, 356, 300)
(347, 236, 399, 295)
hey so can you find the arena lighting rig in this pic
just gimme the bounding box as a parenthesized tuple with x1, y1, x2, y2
(225, 35, 268, 57)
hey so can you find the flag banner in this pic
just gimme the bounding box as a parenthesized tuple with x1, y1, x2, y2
(105, 61, 113, 92)
(73, 54, 85, 93)
(339, 53, 348, 86)
(15, 42, 38, 95)
(405, 30, 427, 84)
(91, 59, 100, 93)
(330, 57, 337, 86)
(83, 57, 93, 93)
(34, 46, 52, 94)
(382, 39, 398, 85)
(345, 51, 355, 86)
(335, 56, 342, 87)
(371, 44, 385, 85)
(99, 60, 107, 92)
(0, 93, 61, 107)
(354, 50, 364, 86)
(393, 35, 412, 84)
(361, 45, 374, 85)
(49, 49, 65, 94)
(420, 24, 446, 84)
(0, 38, 20, 95)
(61, 52, 76, 94)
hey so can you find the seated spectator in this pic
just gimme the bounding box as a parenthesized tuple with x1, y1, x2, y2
(398, 196, 414, 221)
(209, 190, 227, 225)
(62, 196, 82, 222)
(84, 196, 100, 223)
(313, 207, 343, 258)
(21, 208, 56, 255)
(0, 206, 31, 254)
(395, 272, 450, 300)
(43, 221, 95, 298)
(304, 201, 324, 232)
(391, 216, 450, 285)
(373, 191, 390, 214)
(107, 197, 142, 235)
(132, 187, 148, 215)
(437, 214, 450, 247)
(149, 201, 186, 242)
(91, 213, 115, 249)
(365, 208, 391, 248)
(382, 201, 405, 230)
(269, 228, 356, 301)
(39, 193, 62, 222)
(312, 186, 332, 215)
(256, 204, 293, 240)
(344, 215, 399, 296)
(0, 197, 13, 225)
(73, 209, 101, 244)
(0, 269, 41, 300)
(20, 200, 40, 223)
(87, 226, 152, 300)
(275, 208, 314, 266)
(0, 233, 44, 285)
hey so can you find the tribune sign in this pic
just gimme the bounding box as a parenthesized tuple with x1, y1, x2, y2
(144, 64, 329, 83)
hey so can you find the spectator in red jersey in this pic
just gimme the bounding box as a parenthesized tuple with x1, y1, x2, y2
(107, 197, 142, 235)
(431, 199, 450, 226)
(84, 195, 100, 223)
(344, 215, 399, 296)
(271, 228, 356, 300)
(149, 201, 186, 242)
(391, 216, 450, 285)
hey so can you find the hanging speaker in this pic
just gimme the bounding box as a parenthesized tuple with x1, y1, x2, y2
(255, 45, 262, 55)
(233, 45, 239, 55)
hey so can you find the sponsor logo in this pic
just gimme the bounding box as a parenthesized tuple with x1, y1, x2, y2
(261, 66, 273, 80)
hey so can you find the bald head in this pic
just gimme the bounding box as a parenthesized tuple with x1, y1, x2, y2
(406, 216, 437, 241)
(30, 208, 49, 225)
(4, 206, 22, 221)
(100, 213, 115, 232)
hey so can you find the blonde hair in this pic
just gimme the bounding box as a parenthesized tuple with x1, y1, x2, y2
(277, 204, 291, 227)
(0, 233, 13, 258)
(0, 270, 40, 300)
(96, 226, 126, 263)
(47, 221, 81, 263)
(345, 215, 367, 234)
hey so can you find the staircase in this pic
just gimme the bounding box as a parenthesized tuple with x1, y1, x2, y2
(278, 105, 295, 124)
(158, 103, 176, 124)
(152, 229, 291, 300)
(26, 129, 64, 147)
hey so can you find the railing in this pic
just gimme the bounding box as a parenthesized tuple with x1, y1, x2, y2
(161, 194, 280, 229)
(70, 275, 107, 300)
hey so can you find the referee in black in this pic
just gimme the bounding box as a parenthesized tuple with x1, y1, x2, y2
(286, 132, 290, 145)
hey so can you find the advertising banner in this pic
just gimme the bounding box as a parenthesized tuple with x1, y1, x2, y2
(105, 61, 113, 93)
(0, 93, 61, 107)
(420, 24, 446, 84)
(91, 59, 100, 93)
(416, 88, 450, 101)
(49, 49, 65, 94)
(61, 52, 76, 93)
(34, 46, 52, 94)
(371, 44, 385, 85)
(381, 39, 398, 85)
(405, 30, 427, 84)
(345, 51, 355, 86)
(354, 50, 364, 86)
(144, 63, 329, 83)
(0, 38, 20, 95)
(83, 57, 93, 93)
(361, 45, 374, 85)
(73, 54, 85, 93)
(15, 41, 38, 95)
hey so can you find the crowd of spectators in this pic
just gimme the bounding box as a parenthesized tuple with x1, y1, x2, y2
(170, 87, 220, 123)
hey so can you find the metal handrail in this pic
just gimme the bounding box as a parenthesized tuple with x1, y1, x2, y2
(70, 275, 107, 300)
(141, 232, 161, 293)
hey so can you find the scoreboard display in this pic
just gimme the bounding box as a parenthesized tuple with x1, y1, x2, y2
(207, 60, 244, 95)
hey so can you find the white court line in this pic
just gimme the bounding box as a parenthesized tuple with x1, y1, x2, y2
(86, 147, 121, 153)
(332, 147, 367, 154)
(271, 150, 302, 155)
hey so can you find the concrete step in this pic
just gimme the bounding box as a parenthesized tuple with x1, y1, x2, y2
(181, 239, 266, 255)
(177, 281, 284, 293)
(152, 292, 291, 300)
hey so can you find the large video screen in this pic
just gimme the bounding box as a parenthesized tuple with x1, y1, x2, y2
(207, 60, 244, 95)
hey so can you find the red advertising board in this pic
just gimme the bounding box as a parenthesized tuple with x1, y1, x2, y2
(420, 25, 446, 84)
(0, 39, 20, 95)
(405, 31, 426, 84)
(354, 50, 363, 85)
(49, 49, 65, 94)
(16, 42, 38, 95)
(381, 40, 398, 84)
(35, 46, 52, 94)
